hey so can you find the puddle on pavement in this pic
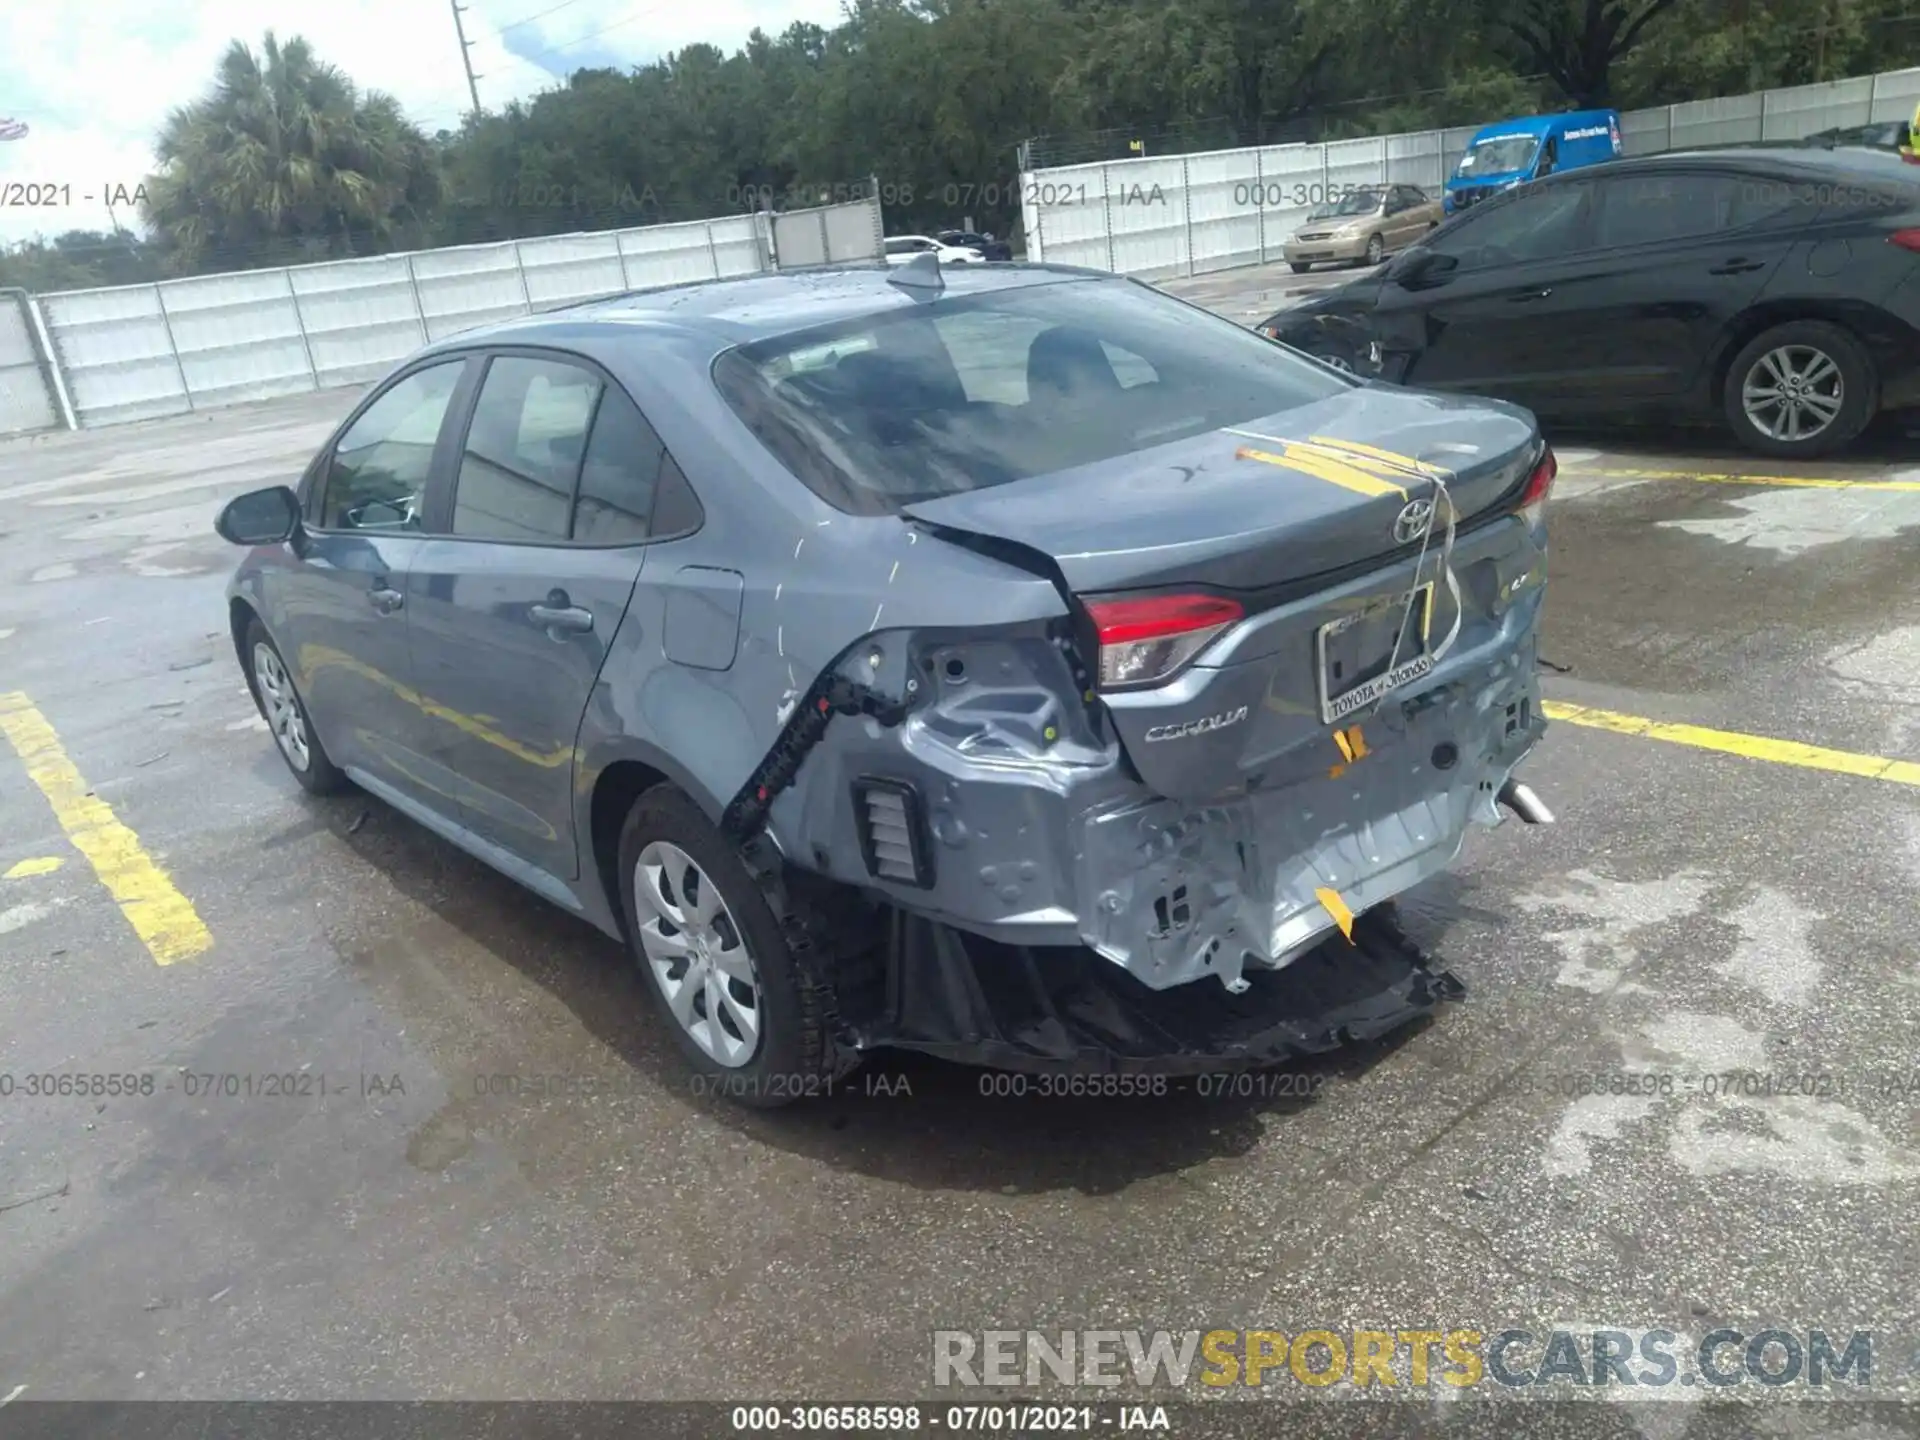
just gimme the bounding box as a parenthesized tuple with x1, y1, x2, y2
(1656, 484, 1920, 554)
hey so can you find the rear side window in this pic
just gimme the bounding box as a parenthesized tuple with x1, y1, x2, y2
(711, 279, 1347, 513)
(572, 386, 665, 544)
(453, 357, 602, 542)
(319, 360, 464, 531)
(1594, 173, 1767, 247)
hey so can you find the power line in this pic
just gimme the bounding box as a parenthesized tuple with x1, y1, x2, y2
(494, 0, 594, 37)
(517, 0, 671, 64)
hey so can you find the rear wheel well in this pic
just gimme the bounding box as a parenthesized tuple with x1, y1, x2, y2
(590, 759, 670, 936)
(1710, 302, 1892, 407)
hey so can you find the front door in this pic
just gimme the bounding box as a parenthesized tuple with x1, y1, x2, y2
(284, 356, 474, 806)
(404, 351, 666, 881)
(1375, 179, 1600, 410)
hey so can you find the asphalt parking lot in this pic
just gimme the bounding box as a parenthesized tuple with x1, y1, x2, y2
(3, 274, 1920, 1434)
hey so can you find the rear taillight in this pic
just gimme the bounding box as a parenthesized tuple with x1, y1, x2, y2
(1083, 593, 1245, 690)
(1890, 227, 1920, 252)
(1517, 445, 1557, 527)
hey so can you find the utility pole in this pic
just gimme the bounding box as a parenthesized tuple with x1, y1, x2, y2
(449, 0, 484, 117)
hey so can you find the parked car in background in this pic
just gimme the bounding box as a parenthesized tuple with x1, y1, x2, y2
(1444, 109, 1623, 214)
(214, 261, 1555, 1103)
(1259, 146, 1920, 458)
(1283, 185, 1442, 272)
(937, 229, 1013, 261)
(884, 234, 985, 265)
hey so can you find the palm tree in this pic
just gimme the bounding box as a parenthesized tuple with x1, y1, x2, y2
(140, 33, 445, 273)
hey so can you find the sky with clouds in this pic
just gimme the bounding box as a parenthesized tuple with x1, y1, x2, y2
(0, 0, 850, 245)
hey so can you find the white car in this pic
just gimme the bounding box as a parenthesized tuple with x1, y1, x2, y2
(883, 235, 985, 265)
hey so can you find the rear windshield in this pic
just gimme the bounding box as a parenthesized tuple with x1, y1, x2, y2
(711, 279, 1348, 513)
(1457, 134, 1539, 177)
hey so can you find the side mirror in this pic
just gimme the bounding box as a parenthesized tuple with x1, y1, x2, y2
(1389, 250, 1457, 289)
(216, 485, 302, 546)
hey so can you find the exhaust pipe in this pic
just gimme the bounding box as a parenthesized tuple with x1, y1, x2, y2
(1498, 778, 1554, 825)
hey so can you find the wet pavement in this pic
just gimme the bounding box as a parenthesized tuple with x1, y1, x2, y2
(3, 347, 1920, 1434)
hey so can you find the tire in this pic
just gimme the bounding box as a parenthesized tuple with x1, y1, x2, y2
(1316, 350, 1357, 376)
(1289, 261, 1310, 274)
(1722, 319, 1876, 459)
(1365, 234, 1385, 266)
(245, 617, 347, 795)
(617, 786, 848, 1107)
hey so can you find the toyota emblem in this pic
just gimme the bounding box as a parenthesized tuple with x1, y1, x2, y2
(1393, 498, 1435, 544)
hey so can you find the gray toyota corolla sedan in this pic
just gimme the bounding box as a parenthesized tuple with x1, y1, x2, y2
(217, 255, 1557, 1104)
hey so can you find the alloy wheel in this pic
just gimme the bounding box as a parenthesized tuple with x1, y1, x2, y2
(1366, 234, 1385, 265)
(252, 642, 311, 773)
(1742, 344, 1844, 443)
(634, 841, 763, 1067)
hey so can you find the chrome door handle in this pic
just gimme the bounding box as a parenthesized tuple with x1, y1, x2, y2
(369, 585, 404, 614)
(530, 602, 594, 636)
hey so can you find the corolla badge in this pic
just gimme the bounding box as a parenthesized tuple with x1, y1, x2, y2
(1144, 706, 1249, 743)
(1392, 497, 1435, 544)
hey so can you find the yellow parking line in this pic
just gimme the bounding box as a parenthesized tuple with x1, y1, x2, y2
(4, 856, 66, 879)
(1543, 700, 1920, 787)
(0, 692, 213, 965)
(1569, 467, 1920, 493)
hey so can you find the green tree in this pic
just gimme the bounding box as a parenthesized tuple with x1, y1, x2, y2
(1497, 0, 1686, 107)
(0, 231, 163, 292)
(140, 33, 444, 273)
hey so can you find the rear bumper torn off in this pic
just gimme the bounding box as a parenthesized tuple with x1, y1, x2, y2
(1075, 644, 1544, 992)
(848, 904, 1463, 1073)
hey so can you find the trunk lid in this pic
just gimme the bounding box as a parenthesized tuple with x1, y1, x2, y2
(901, 386, 1539, 597)
(903, 387, 1546, 802)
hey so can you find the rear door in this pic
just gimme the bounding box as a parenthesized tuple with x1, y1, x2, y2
(1566, 168, 1800, 399)
(404, 350, 664, 881)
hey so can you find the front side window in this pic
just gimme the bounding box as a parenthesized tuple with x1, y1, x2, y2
(319, 360, 465, 531)
(452, 356, 602, 542)
(712, 278, 1348, 513)
(1426, 182, 1595, 269)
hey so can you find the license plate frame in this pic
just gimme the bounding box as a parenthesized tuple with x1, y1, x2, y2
(1315, 584, 1436, 725)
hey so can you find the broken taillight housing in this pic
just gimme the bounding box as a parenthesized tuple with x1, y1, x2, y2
(1083, 593, 1245, 690)
(1516, 445, 1557, 529)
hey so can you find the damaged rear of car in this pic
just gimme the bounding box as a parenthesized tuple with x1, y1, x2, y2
(692, 265, 1555, 1089)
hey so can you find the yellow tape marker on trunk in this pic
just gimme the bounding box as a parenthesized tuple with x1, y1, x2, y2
(0, 692, 213, 965)
(1315, 887, 1356, 944)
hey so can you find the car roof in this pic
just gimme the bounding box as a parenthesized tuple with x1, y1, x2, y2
(1596, 144, 1919, 181)
(415, 262, 1109, 354)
